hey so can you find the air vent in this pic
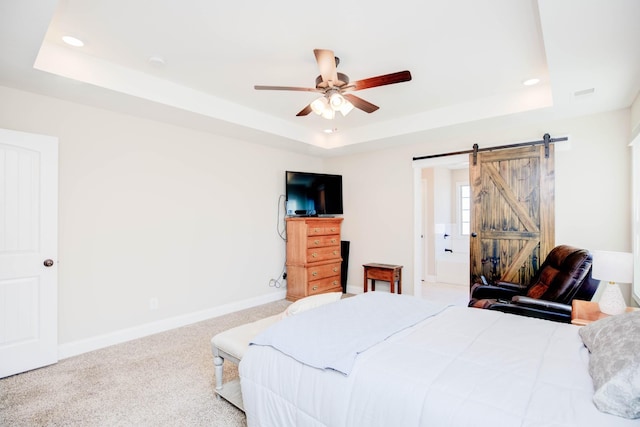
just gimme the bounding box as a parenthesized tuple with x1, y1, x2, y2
(574, 88, 595, 97)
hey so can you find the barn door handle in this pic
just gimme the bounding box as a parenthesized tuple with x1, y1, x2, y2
(43, 259, 54, 267)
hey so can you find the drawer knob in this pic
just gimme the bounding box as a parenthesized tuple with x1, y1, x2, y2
(314, 239, 320, 245)
(314, 228, 320, 232)
(331, 228, 336, 232)
(333, 250, 338, 255)
(312, 286, 318, 291)
(312, 271, 318, 276)
(333, 267, 338, 272)
(311, 253, 318, 258)
(332, 281, 338, 285)
(331, 239, 336, 243)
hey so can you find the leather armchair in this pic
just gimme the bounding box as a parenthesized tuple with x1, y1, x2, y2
(468, 245, 599, 322)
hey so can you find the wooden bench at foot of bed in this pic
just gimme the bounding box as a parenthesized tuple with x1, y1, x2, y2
(210, 314, 281, 410)
(210, 292, 343, 410)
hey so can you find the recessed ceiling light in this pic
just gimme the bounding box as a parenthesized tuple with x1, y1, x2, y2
(324, 128, 338, 134)
(522, 78, 540, 86)
(62, 35, 84, 47)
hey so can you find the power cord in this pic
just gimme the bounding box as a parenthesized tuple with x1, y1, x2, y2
(269, 263, 287, 288)
(269, 194, 288, 288)
(277, 194, 287, 241)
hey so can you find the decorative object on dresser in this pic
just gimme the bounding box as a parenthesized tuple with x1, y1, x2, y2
(285, 217, 343, 301)
(592, 250, 633, 315)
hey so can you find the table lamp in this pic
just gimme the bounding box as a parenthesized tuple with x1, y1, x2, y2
(592, 250, 633, 315)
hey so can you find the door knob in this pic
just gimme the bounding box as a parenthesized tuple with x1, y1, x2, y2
(43, 259, 54, 267)
(471, 232, 477, 237)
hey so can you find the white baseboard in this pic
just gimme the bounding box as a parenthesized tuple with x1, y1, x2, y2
(58, 290, 287, 360)
(345, 284, 414, 296)
(346, 284, 363, 295)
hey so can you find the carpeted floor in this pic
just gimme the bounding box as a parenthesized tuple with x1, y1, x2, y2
(0, 298, 291, 426)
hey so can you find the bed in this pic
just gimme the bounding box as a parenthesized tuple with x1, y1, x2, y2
(239, 292, 639, 426)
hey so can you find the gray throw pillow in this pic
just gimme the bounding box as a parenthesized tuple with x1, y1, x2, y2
(579, 310, 640, 419)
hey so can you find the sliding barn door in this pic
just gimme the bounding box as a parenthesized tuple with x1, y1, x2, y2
(469, 145, 554, 286)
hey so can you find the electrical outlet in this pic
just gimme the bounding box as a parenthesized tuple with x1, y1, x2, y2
(149, 297, 159, 310)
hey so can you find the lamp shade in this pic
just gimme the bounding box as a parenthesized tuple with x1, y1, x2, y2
(591, 250, 633, 283)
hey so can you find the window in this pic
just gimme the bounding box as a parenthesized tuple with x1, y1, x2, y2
(458, 184, 470, 235)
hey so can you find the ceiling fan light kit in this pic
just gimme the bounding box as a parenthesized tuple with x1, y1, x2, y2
(309, 90, 354, 119)
(311, 97, 336, 119)
(255, 49, 412, 120)
(337, 98, 354, 116)
(310, 97, 329, 115)
(329, 91, 346, 109)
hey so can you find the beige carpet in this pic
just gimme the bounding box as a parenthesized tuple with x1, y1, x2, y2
(0, 298, 291, 426)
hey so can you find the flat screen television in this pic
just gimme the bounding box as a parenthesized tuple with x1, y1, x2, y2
(285, 171, 343, 216)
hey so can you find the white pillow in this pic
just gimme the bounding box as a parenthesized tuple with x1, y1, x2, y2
(281, 292, 343, 318)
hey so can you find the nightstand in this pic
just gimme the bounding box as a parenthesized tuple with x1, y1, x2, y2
(363, 263, 403, 294)
(571, 300, 638, 326)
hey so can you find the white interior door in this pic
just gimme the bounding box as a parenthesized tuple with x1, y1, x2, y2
(0, 128, 58, 378)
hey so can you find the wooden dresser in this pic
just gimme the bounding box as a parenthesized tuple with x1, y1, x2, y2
(285, 217, 343, 301)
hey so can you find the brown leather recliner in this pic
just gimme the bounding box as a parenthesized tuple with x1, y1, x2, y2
(468, 245, 599, 322)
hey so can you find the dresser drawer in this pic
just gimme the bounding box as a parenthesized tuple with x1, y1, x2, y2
(307, 246, 341, 262)
(307, 262, 341, 281)
(307, 276, 341, 295)
(307, 235, 340, 248)
(306, 222, 341, 236)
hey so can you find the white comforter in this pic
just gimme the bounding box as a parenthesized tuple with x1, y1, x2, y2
(250, 292, 448, 375)
(240, 299, 637, 427)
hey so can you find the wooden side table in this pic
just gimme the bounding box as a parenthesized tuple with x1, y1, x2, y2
(363, 263, 403, 294)
(571, 300, 639, 326)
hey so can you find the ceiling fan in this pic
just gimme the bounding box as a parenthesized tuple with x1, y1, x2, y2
(254, 49, 412, 119)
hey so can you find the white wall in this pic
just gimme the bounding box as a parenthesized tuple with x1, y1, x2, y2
(422, 168, 434, 279)
(554, 112, 631, 250)
(1, 83, 634, 349)
(631, 92, 640, 139)
(329, 109, 632, 296)
(433, 168, 452, 232)
(329, 149, 415, 294)
(0, 85, 323, 347)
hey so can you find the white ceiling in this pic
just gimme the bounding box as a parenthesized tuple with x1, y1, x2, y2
(1, 0, 638, 156)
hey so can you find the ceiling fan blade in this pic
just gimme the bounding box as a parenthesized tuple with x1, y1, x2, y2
(343, 93, 379, 113)
(347, 70, 412, 91)
(254, 85, 319, 92)
(314, 49, 338, 85)
(296, 104, 313, 116)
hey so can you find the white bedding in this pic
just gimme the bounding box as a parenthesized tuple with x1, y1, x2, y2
(250, 292, 448, 375)
(240, 298, 637, 427)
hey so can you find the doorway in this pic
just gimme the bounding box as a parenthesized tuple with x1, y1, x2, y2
(414, 141, 556, 301)
(413, 154, 470, 301)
